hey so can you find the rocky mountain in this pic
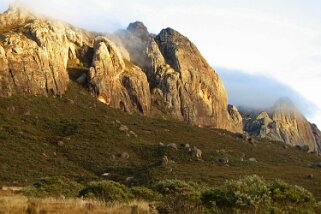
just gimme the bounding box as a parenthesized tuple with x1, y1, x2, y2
(243, 98, 321, 154)
(0, 6, 242, 132)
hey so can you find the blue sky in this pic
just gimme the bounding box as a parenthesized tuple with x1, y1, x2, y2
(1, 0, 321, 126)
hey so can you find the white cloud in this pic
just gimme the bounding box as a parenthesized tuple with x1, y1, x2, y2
(2, 0, 321, 127)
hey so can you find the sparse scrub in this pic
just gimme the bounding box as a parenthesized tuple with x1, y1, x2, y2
(154, 179, 205, 214)
(79, 180, 133, 203)
(23, 176, 83, 198)
(130, 186, 159, 201)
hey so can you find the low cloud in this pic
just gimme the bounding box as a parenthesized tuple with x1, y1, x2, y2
(217, 67, 320, 120)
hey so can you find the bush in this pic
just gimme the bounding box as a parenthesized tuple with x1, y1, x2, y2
(79, 180, 133, 203)
(201, 175, 271, 213)
(154, 179, 205, 214)
(201, 175, 320, 214)
(23, 176, 83, 198)
(270, 180, 316, 212)
(130, 186, 159, 201)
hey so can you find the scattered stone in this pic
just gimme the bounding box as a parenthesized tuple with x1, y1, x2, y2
(119, 124, 129, 132)
(249, 158, 257, 162)
(159, 142, 165, 147)
(42, 153, 48, 158)
(24, 111, 31, 116)
(6, 106, 15, 113)
(67, 99, 75, 104)
(167, 143, 177, 150)
(192, 146, 202, 159)
(120, 152, 130, 160)
(248, 138, 256, 145)
(184, 144, 190, 148)
(125, 177, 134, 182)
(307, 174, 314, 179)
(162, 155, 169, 166)
(57, 141, 64, 146)
(101, 173, 110, 177)
(219, 158, 229, 165)
(129, 131, 138, 137)
(111, 155, 116, 161)
(115, 120, 121, 124)
(283, 145, 289, 149)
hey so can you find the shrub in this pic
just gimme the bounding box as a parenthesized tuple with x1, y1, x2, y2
(23, 176, 83, 198)
(79, 180, 133, 203)
(269, 180, 316, 212)
(154, 179, 205, 214)
(201, 175, 271, 213)
(130, 186, 159, 201)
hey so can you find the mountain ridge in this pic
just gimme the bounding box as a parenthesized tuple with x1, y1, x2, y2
(0, 6, 321, 153)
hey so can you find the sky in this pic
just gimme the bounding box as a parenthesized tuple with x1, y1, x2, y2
(1, 0, 321, 127)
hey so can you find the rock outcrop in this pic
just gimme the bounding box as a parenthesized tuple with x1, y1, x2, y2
(88, 37, 151, 114)
(113, 22, 243, 132)
(0, 6, 92, 96)
(311, 123, 321, 154)
(0, 7, 242, 132)
(243, 98, 321, 154)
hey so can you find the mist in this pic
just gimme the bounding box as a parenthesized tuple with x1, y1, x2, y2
(217, 67, 320, 120)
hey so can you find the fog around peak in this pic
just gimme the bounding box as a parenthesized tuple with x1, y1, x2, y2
(217, 67, 320, 121)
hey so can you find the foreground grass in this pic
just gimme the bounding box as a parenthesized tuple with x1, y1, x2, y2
(0, 195, 150, 214)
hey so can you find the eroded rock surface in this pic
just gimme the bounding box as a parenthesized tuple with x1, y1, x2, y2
(88, 37, 151, 114)
(243, 98, 320, 153)
(113, 22, 243, 132)
(0, 6, 92, 96)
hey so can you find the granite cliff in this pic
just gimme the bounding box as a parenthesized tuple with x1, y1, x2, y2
(0, 7, 242, 132)
(243, 98, 321, 154)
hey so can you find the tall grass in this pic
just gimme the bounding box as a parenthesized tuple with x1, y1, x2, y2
(0, 195, 151, 214)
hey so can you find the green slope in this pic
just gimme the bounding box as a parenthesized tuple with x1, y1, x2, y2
(1, 76, 321, 199)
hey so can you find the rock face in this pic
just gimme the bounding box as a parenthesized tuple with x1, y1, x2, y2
(0, 6, 92, 96)
(0, 7, 241, 132)
(311, 123, 321, 154)
(243, 98, 321, 153)
(88, 37, 151, 114)
(114, 22, 243, 132)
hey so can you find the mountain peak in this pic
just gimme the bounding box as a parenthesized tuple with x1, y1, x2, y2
(127, 21, 149, 40)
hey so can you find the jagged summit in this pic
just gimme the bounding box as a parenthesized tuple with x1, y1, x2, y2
(0, 7, 243, 132)
(126, 21, 149, 40)
(243, 98, 321, 154)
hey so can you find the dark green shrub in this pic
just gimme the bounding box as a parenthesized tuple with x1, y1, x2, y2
(201, 175, 271, 213)
(79, 180, 133, 203)
(270, 180, 316, 212)
(154, 179, 205, 214)
(23, 176, 83, 198)
(130, 186, 159, 201)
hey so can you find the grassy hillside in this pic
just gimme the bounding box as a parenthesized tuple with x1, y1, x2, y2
(1, 74, 321, 199)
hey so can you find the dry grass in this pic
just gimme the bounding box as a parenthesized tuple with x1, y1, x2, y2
(0, 194, 152, 214)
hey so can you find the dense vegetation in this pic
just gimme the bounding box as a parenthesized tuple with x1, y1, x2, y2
(21, 175, 321, 213)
